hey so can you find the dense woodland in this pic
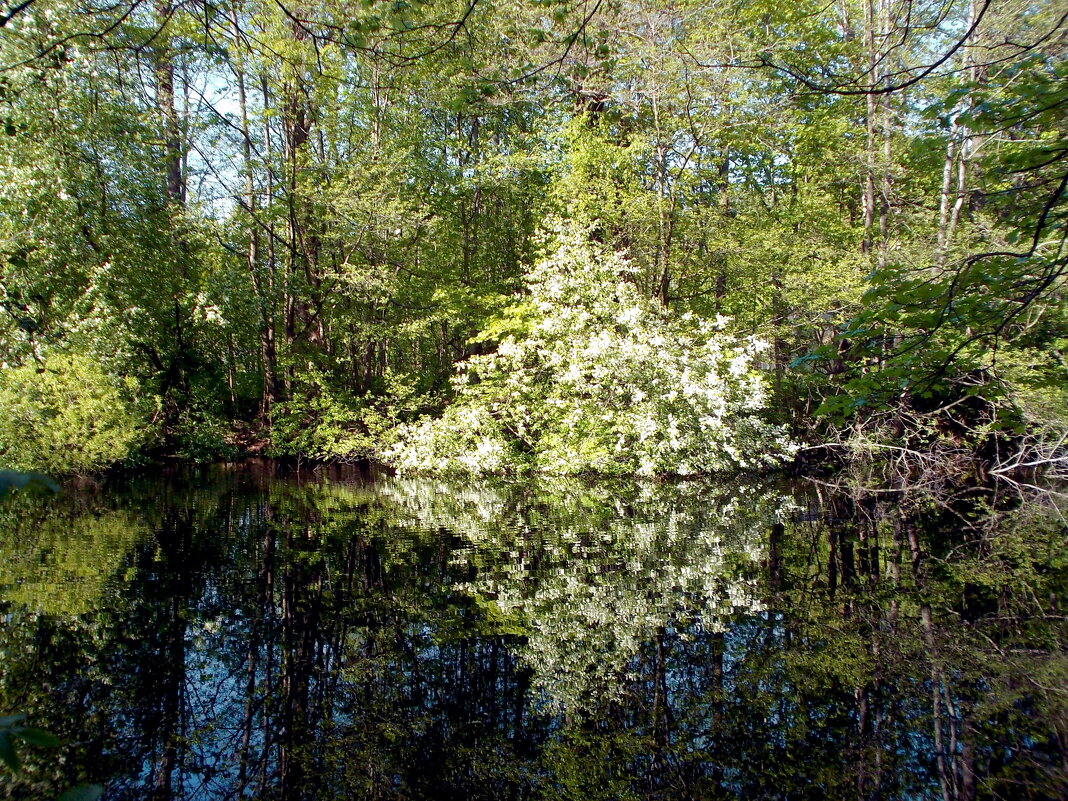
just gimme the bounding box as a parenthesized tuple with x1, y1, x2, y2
(0, 0, 1066, 476)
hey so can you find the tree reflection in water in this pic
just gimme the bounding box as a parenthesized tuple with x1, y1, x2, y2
(0, 462, 1064, 800)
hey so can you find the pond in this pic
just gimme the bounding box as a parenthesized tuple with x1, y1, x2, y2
(0, 461, 1064, 800)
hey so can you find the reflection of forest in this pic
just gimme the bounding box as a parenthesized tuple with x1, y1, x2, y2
(0, 463, 1064, 800)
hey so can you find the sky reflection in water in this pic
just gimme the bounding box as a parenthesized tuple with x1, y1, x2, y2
(0, 462, 1064, 800)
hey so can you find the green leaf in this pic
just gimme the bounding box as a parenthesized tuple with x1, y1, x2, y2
(13, 727, 61, 748)
(0, 731, 20, 772)
(56, 785, 105, 801)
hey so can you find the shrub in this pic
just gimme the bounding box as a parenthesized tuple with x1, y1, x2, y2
(270, 367, 421, 461)
(0, 353, 145, 475)
(170, 409, 239, 463)
(386, 222, 797, 476)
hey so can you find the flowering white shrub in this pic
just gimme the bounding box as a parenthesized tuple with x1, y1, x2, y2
(386, 222, 796, 476)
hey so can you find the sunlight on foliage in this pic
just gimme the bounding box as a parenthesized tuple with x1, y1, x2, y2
(0, 353, 148, 475)
(387, 222, 796, 476)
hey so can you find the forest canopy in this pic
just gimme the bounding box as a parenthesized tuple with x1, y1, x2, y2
(0, 0, 1064, 476)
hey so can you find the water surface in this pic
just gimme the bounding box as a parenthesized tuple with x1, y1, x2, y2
(0, 462, 1064, 800)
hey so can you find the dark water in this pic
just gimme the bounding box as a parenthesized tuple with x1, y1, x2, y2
(0, 462, 1065, 800)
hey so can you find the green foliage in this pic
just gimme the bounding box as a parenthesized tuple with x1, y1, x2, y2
(998, 344, 1068, 432)
(0, 354, 148, 475)
(271, 367, 423, 461)
(0, 714, 102, 801)
(818, 44, 1068, 433)
(0, 0, 1063, 471)
(0, 715, 60, 773)
(388, 222, 796, 476)
(169, 410, 239, 464)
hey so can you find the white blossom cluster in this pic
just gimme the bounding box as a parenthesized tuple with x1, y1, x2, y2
(317, 473, 797, 714)
(387, 222, 796, 476)
(438, 479, 793, 714)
